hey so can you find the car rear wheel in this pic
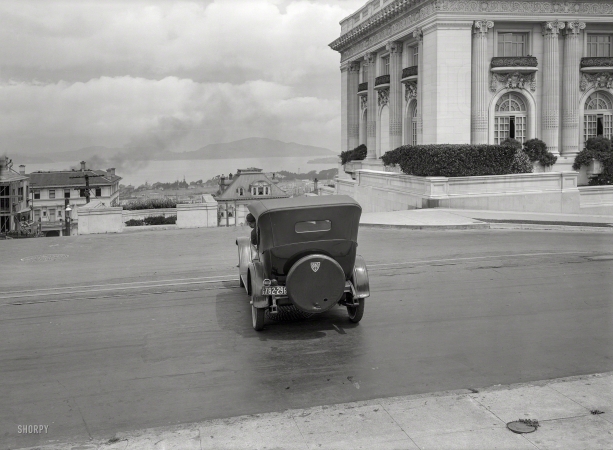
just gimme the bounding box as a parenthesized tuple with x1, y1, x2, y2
(347, 298, 365, 323)
(251, 302, 265, 331)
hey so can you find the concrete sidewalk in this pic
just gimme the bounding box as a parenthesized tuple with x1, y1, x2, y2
(17, 372, 613, 450)
(360, 208, 613, 231)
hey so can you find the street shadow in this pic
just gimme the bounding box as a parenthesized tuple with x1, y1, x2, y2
(214, 285, 361, 342)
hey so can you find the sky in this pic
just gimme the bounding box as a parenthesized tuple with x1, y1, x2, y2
(0, 0, 365, 156)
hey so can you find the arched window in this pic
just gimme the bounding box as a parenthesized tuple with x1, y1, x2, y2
(584, 91, 613, 144)
(494, 92, 527, 144)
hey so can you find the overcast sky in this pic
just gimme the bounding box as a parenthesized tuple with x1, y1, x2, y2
(0, 0, 364, 156)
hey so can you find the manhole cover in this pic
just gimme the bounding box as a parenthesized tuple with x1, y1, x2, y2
(507, 421, 537, 434)
(21, 254, 69, 263)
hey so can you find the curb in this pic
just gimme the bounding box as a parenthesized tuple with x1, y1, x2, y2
(359, 222, 490, 230)
(488, 223, 613, 232)
(14, 371, 613, 450)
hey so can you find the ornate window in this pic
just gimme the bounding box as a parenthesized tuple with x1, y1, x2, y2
(494, 92, 527, 144)
(584, 91, 613, 144)
(406, 100, 418, 146)
(381, 56, 390, 76)
(497, 33, 527, 57)
(587, 35, 612, 58)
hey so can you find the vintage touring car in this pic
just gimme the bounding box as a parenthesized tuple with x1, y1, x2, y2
(236, 195, 370, 331)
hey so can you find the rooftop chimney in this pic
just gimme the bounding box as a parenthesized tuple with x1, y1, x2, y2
(80, 161, 86, 171)
(107, 168, 115, 177)
(19, 165, 25, 175)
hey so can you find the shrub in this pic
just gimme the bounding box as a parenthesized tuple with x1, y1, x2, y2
(573, 136, 613, 170)
(510, 149, 533, 174)
(340, 144, 367, 165)
(123, 198, 177, 210)
(573, 137, 613, 185)
(381, 147, 403, 167)
(523, 139, 557, 167)
(125, 215, 177, 226)
(501, 137, 522, 150)
(143, 215, 177, 225)
(379, 144, 533, 177)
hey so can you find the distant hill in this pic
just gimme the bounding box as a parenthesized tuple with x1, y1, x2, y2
(31, 138, 335, 163)
(176, 138, 335, 160)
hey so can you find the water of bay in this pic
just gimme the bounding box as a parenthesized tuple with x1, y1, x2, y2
(24, 156, 338, 187)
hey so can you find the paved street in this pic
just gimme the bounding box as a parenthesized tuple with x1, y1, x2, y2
(2, 226, 613, 448)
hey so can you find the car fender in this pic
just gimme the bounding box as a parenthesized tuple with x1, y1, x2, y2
(248, 261, 269, 308)
(351, 255, 370, 299)
(236, 237, 252, 292)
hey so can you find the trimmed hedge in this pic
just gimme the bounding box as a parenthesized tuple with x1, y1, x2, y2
(573, 136, 613, 185)
(123, 198, 177, 210)
(125, 215, 177, 226)
(381, 144, 533, 177)
(340, 144, 367, 165)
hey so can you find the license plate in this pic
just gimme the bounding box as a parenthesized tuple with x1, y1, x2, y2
(262, 286, 287, 296)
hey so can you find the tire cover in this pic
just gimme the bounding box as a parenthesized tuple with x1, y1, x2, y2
(286, 254, 346, 313)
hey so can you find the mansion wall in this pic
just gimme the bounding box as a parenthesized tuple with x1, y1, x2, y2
(331, 0, 613, 172)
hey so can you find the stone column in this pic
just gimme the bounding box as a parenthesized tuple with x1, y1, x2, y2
(347, 61, 361, 151)
(562, 21, 586, 157)
(414, 29, 424, 144)
(365, 52, 377, 159)
(541, 20, 565, 156)
(471, 20, 494, 144)
(387, 41, 403, 151)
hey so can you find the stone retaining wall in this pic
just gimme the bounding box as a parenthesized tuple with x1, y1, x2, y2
(336, 169, 612, 214)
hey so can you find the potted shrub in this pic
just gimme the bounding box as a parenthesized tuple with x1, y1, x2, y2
(522, 139, 557, 172)
(573, 136, 613, 185)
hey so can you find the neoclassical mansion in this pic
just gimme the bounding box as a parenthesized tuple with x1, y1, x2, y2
(330, 0, 613, 173)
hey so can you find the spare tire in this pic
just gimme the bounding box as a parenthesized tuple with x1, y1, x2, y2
(286, 254, 346, 313)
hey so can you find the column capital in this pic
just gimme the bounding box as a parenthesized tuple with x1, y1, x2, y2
(565, 21, 586, 36)
(363, 52, 376, 66)
(412, 28, 423, 42)
(349, 61, 361, 72)
(473, 20, 494, 36)
(386, 40, 403, 54)
(542, 20, 565, 36)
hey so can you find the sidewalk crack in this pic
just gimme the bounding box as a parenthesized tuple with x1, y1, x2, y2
(379, 403, 422, 450)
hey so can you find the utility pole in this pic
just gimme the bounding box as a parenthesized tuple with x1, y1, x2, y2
(70, 170, 104, 204)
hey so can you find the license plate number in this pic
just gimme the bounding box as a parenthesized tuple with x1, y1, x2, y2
(262, 286, 287, 296)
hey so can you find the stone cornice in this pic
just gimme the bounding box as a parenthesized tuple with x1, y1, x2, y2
(330, 0, 613, 56)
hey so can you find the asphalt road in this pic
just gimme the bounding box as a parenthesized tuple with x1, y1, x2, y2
(2, 226, 612, 448)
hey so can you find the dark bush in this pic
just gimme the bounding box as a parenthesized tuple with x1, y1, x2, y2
(573, 136, 613, 170)
(501, 137, 522, 150)
(380, 144, 533, 177)
(523, 138, 557, 167)
(123, 198, 177, 210)
(381, 146, 403, 167)
(573, 137, 613, 185)
(340, 144, 367, 165)
(143, 215, 177, 225)
(125, 215, 177, 226)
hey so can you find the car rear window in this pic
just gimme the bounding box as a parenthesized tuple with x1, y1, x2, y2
(295, 220, 331, 233)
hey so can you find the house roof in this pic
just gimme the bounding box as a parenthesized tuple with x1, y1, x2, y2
(216, 171, 288, 201)
(27, 170, 122, 188)
(0, 169, 28, 183)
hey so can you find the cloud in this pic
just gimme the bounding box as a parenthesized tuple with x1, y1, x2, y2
(0, 75, 339, 154)
(0, 0, 364, 155)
